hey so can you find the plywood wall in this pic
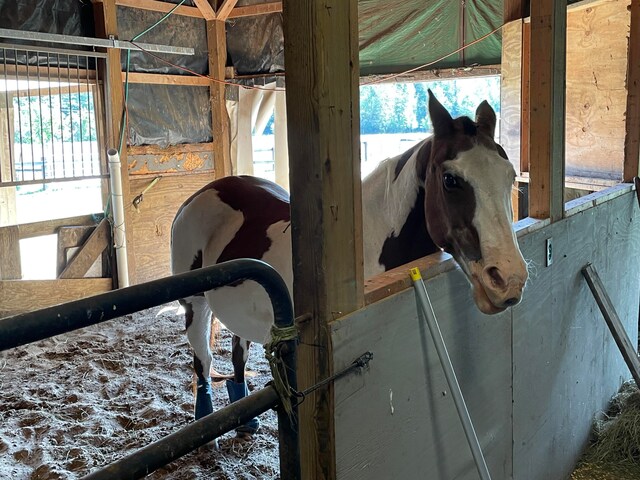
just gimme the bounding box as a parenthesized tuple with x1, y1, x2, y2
(332, 189, 640, 480)
(128, 173, 214, 284)
(565, 0, 630, 179)
(500, 0, 631, 181)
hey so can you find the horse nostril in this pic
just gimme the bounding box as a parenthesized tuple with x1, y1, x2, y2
(485, 266, 507, 289)
(503, 297, 519, 307)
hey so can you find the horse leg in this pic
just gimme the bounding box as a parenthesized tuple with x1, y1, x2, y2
(181, 296, 214, 420)
(226, 334, 259, 435)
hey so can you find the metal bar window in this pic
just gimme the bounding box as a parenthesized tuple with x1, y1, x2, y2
(0, 44, 108, 187)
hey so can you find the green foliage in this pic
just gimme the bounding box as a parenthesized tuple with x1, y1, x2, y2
(14, 92, 97, 144)
(360, 76, 501, 135)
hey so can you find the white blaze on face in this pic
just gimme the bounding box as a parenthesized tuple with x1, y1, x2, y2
(443, 144, 527, 312)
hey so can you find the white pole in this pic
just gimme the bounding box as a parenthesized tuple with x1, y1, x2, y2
(410, 268, 492, 480)
(107, 148, 130, 288)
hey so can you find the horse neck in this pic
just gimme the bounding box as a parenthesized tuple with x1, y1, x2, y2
(361, 139, 431, 276)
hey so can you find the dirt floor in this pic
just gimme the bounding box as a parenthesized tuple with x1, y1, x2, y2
(0, 304, 279, 480)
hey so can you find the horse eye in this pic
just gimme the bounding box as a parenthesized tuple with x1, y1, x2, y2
(443, 173, 459, 190)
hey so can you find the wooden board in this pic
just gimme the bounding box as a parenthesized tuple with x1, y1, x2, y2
(332, 189, 640, 480)
(624, 0, 640, 181)
(565, 0, 630, 180)
(128, 173, 214, 284)
(529, 0, 567, 220)
(284, 0, 363, 477)
(500, 20, 524, 170)
(0, 278, 113, 318)
(59, 219, 110, 279)
(0, 226, 21, 280)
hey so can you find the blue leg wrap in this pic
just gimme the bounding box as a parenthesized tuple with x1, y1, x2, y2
(226, 379, 259, 434)
(195, 379, 214, 420)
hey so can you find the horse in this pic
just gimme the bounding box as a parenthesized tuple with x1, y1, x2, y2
(170, 91, 528, 435)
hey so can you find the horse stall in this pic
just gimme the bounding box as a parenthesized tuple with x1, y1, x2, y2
(1, 0, 640, 479)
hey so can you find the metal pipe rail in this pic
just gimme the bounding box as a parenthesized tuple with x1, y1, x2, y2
(0, 258, 300, 479)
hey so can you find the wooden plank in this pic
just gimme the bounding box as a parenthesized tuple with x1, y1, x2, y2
(121, 72, 210, 86)
(0, 278, 112, 318)
(228, 1, 282, 18)
(128, 142, 214, 156)
(504, 0, 527, 21)
(192, 0, 216, 20)
(0, 64, 96, 82)
(565, 0, 629, 180)
(216, 0, 239, 21)
(0, 95, 16, 222)
(129, 173, 213, 284)
(59, 219, 110, 279)
(16, 214, 101, 239)
(94, 0, 137, 283)
(582, 263, 640, 387)
(528, 0, 567, 221)
(500, 20, 524, 171)
(363, 251, 454, 305)
(521, 20, 530, 172)
(207, 19, 232, 178)
(115, 0, 203, 18)
(333, 271, 513, 480)
(283, 0, 363, 477)
(56, 225, 95, 276)
(0, 226, 21, 280)
(624, 0, 640, 181)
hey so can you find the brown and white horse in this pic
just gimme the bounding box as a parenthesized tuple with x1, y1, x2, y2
(171, 91, 528, 432)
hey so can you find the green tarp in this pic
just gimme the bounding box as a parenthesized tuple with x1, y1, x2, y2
(358, 0, 503, 76)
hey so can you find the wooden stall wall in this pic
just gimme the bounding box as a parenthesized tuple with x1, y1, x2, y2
(128, 172, 213, 284)
(500, 0, 632, 183)
(331, 189, 640, 480)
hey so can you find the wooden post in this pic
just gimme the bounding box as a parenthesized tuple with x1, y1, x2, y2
(93, 0, 137, 284)
(0, 94, 17, 227)
(207, 11, 232, 178)
(504, 0, 527, 22)
(529, 0, 567, 221)
(624, 0, 640, 181)
(274, 87, 289, 191)
(283, 0, 364, 478)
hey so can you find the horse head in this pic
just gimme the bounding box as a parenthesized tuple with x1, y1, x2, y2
(422, 91, 528, 314)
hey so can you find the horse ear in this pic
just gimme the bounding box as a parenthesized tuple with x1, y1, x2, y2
(475, 100, 496, 138)
(428, 89, 453, 137)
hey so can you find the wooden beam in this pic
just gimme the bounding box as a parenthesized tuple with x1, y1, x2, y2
(207, 19, 232, 177)
(115, 0, 281, 19)
(528, 0, 566, 221)
(624, 0, 640, 181)
(121, 72, 210, 86)
(0, 226, 21, 280)
(216, 0, 239, 21)
(0, 278, 112, 318)
(59, 218, 110, 279)
(15, 214, 101, 239)
(94, 0, 137, 284)
(115, 0, 203, 18)
(192, 0, 216, 20)
(504, 0, 527, 22)
(128, 142, 214, 156)
(228, 1, 282, 18)
(283, 0, 363, 478)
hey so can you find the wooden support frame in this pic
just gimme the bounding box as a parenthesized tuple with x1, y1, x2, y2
(121, 72, 210, 86)
(207, 15, 232, 178)
(114, 0, 281, 20)
(283, 0, 363, 478)
(528, 0, 567, 221)
(59, 219, 110, 279)
(624, 0, 640, 181)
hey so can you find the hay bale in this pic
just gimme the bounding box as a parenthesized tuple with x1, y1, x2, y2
(586, 381, 640, 464)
